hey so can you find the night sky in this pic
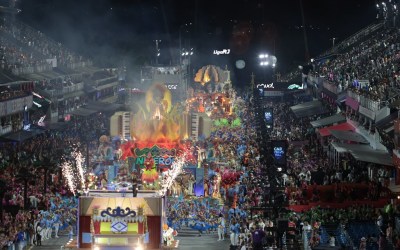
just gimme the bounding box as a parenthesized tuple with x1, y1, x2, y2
(15, 0, 377, 85)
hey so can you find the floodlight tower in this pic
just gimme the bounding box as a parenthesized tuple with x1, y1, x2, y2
(258, 53, 277, 81)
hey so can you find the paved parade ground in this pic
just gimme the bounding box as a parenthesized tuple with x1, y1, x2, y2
(30, 231, 231, 250)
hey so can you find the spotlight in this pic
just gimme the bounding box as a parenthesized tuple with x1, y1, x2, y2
(135, 245, 143, 250)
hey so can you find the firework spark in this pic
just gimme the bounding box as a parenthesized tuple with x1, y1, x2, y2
(73, 150, 86, 188)
(61, 161, 76, 195)
(60, 149, 86, 195)
(158, 153, 186, 197)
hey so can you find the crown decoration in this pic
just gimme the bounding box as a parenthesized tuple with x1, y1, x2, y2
(100, 206, 137, 218)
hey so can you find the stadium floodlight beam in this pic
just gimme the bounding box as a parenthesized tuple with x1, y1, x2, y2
(258, 53, 277, 68)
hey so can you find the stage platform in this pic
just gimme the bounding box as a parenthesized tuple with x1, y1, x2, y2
(87, 190, 159, 197)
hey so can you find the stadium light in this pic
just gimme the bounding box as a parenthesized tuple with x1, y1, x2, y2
(259, 53, 277, 68)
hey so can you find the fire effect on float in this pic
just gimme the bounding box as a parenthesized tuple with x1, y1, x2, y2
(130, 83, 181, 146)
(115, 83, 189, 191)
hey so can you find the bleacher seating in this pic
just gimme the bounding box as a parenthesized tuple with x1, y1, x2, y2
(0, 19, 92, 76)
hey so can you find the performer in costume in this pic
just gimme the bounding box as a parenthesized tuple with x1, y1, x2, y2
(40, 220, 47, 241)
(188, 174, 195, 195)
(142, 153, 158, 183)
(46, 215, 53, 239)
(53, 211, 61, 238)
(230, 219, 240, 246)
(131, 170, 138, 197)
(217, 214, 225, 241)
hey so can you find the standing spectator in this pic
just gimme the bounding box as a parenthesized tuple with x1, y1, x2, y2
(329, 235, 335, 247)
(378, 232, 387, 250)
(251, 224, 265, 250)
(68, 224, 73, 241)
(35, 224, 42, 246)
(386, 222, 393, 241)
(359, 237, 367, 250)
(15, 228, 25, 250)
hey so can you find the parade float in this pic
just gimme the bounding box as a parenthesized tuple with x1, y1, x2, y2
(73, 65, 244, 249)
(77, 197, 162, 250)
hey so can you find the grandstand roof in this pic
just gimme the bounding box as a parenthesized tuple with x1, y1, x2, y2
(329, 130, 369, 144)
(290, 100, 329, 118)
(331, 142, 392, 166)
(310, 114, 346, 128)
(0, 129, 45, 142)
(318, 122, 354, 137)
(83, 101, 123, 113)
(70, 107, 98, 117)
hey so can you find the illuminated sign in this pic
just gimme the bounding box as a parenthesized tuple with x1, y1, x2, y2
(38, 115, 46, 126)
(271, 140, 287, 166)
(273, 147, 284, 160)
(264, 108, 273, 129)
(166, 84, 178, 90)
(23, 124, 31, 131)
(213, 49, 230, 55)
(257, 83, 274, 89)
(133, 145, 182, 168)
(287, 84, 303, 89)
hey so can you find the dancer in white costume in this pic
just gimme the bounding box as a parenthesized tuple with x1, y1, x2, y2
(46, 218, 52, 239)
(53, 212, 61, 238)
(217, 214, 225, 241)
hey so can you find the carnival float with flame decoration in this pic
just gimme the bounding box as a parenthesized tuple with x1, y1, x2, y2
(115, 83, 190, 191)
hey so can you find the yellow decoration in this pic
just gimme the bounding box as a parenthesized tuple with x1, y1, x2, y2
(100, 222, 111, 234)
(194, 65, 224, 86)
(127, 223, 138, 234)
